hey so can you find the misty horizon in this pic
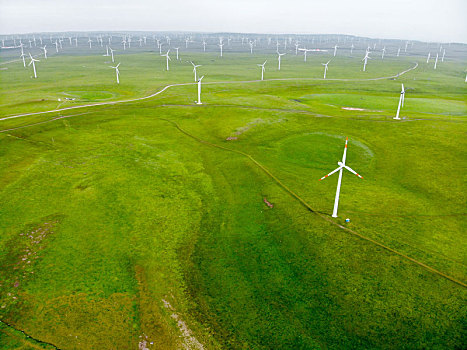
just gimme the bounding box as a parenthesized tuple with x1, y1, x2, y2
(1, 0, 466, 44)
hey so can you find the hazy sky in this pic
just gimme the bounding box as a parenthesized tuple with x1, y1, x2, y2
(1, 0, 466, 43)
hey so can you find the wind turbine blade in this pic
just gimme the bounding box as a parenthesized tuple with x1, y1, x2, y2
(344, 165, 363, 179)
(319, 167, 343, 181)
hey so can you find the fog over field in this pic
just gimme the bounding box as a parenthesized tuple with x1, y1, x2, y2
(1, 0, 466, 43)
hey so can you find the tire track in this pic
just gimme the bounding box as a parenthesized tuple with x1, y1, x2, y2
(0, 62, 418, 122)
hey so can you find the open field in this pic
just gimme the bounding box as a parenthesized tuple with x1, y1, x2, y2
(0, 36, 466, 349)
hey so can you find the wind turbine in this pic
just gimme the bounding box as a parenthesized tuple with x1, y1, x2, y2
(109, 47, 115, 63)
(249, 41, 254, 54)
(362, 51, 371, 72)
(122, 39, 127, 50)
(54, 40, 59, 52)
(202, 40, 207, 52)
(350, 43, 354, 55)
(110, 63, 120, 84)
(218, 43, 224, 57)
(162, 50, 171, 71)
(277, 51, 286, 70)
(426, 52, 431, 63)
(394, 83, 405, 120)
(28, 53, 39, 78)
(397, 47, 400, 57)
(319, 137, 363, 218)
(333, 44, 338, 57)
(41, 45, 47, 59)
(434, 53, 438, 69)
(381, 46, 386, 60)
(20, 52, 26, 67)
(441, 49, 446, 62)
(174, 47, 180, 60)
(88, 38, 92, 49)
(295, 42, 300, 55)
(191, 61, 202, 81)
(196, 75, 204, 105)
(322, 60, 331, 79)
(104, 45, 110, 56)
(257, 60, 267, 80)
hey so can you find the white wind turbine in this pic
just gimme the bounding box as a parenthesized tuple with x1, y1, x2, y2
(202, 40, 207, 52)
(196, 75, 204, 105)
(104, 45, 110, 56)
(426, 52, 431, 63)
(277, 51, 286, 70)
(257, 60, 267, 80)
(20, 52, 26, 67)
(434, 53, 438, 69)
(174, 47, 180, 60)
(394, 83, 405, 120)
(397, 47, 400, 57)
(350, 43, 354, 55)
(122, 39, 127, 50)
(88, 38, 92, 49)
(74, 37, 78, 47)
(295, 42, 300, 55)
(249, 41, 254, 54)
(28, 52, 39, 78)
(54, 40, 59, 52)
(109, 47, 115, 63)
(319, 137, 363, 218)
(162, 50, 171, 71)
(322, 60, 331, 79)
(441, 49, 446, 62)
(362, 50, 371, 72)
(381, 46, 386, 60)
(218, 43, 224, 57)
(41, 45, 47, 59)
(110, 63, 120, 84)
(333, 44, 338, 57)
(191, 61, 202, 81)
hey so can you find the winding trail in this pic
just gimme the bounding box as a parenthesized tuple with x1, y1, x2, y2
(154, 117, 466, 288)
(0, 62, 418, 122)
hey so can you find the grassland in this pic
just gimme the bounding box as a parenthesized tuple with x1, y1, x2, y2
(0, 39, 466, 349)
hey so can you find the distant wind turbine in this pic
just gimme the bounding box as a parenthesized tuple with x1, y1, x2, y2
(20, 52, 26, 67)
(426, 52, 431, 63)
(277, 51, 286, 70)
(394, 83, 405, 120)
(434, 53, 438, 69)
(174, 47, 180, 60)
(322, 60, 331, 79)
(109, 47, 115, 63)
(41, 45, 47, 59)
(28, 52, 39, 78)
(333, 45, 338, 57)
(257, 60, 267, 80)
(218, 43, 224, 57)
(196, 75, 204, 104)
(191, 61, 202, 81)
(162, 50, 171, 71)
(88, 38, 92, 49)
(110, 63, 120, 84)
(362, 50, 371, 72)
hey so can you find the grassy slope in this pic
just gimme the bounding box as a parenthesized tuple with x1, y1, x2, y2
(0, 47, 466, 349)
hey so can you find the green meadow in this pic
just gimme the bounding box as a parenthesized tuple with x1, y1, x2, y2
(0, 41, 466, 349)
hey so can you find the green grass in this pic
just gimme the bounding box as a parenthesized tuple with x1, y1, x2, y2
(0, 43, 466, 349)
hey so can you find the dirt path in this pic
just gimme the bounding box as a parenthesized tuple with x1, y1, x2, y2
(0, 62, 419, 122)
